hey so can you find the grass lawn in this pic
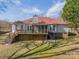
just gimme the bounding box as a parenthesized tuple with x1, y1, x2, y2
(0, 34, 8, 44)
(0, 35, 79, 59)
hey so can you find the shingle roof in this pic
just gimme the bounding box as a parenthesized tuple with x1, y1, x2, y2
(23, 16, 66, 25)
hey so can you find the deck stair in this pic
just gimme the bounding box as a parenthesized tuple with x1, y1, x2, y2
(5, 32, 18, 44)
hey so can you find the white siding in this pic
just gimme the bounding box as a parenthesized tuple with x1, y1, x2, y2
(12, 24, 16, 32)
(22, 24, 26, 31)
(16, 24, 21, 30)
(56, 25, 69, 33)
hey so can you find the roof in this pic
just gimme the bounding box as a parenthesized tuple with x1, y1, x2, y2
(23, 16, 67, 25)
(13, 21, 24, 25)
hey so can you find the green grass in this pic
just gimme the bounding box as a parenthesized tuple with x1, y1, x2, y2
(0, 36, 79, 59)
(0, 35, 8, 44)
(0, 35, 7, 39)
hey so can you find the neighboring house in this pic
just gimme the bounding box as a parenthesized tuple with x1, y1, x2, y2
(12, 16, 69, 39)
(0, 20, 11, 32)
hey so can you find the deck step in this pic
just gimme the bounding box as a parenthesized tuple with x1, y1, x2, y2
(5, 32, 18, 44)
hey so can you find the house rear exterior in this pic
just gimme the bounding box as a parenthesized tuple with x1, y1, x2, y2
(12, 16, 69, 39)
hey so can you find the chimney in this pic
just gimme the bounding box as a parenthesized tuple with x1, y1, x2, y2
(32, 15, 38, 24)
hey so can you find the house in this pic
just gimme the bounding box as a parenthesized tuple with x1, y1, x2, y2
(0, 20, 11, 32)
(12, 16, 69, 39)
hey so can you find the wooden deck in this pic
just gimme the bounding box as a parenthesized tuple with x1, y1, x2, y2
(4, 32, 48, 44)
(5, 31, 68, 44)
(14, 32, 48, 41)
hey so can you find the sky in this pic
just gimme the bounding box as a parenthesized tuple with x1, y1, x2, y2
(0, 0, 65, 22)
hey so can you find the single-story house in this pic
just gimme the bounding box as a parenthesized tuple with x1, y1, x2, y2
(12, 16, 69, 39)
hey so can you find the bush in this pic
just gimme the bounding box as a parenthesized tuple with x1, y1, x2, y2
(68, 32, 77, 36)
(0, 31, 8, 35)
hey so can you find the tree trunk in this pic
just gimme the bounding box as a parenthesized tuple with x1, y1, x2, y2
(75, 25, 79, 37)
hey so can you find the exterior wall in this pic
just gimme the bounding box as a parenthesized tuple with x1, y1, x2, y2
(16, 24, 22, 31)
(12, 23, 69, 34)
(55, 25, 69, 33)
(47, 24, 69, 33)
(12, 24, 16, 32)
(55, 25, 69, 39)
(12, 23, 26, 32)
(47, 24, 69, 39)
(22, 24, 24, 30)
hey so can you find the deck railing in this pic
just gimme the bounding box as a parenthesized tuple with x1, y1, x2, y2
(16, 30, 48, 34)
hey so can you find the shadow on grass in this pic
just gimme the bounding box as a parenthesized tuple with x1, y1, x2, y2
(8, 40, 48, 59)
(27, 48, 79, 59)
(7, 37, 79, 59)
(12, 43, 59, 59)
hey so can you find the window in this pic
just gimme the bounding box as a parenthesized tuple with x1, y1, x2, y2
(30, 26, 32, 30)
(27, 26, 29, 31)
(27, 25, 32, 31)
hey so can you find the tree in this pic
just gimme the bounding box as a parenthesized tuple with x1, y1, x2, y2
(62, 0, 79, 35)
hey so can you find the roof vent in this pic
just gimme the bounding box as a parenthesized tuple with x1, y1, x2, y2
(33, 15, 38, 17)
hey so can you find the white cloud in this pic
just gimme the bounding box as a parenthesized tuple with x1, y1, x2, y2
(0, 0, 22, 6)
(14, 0, 22, 5)
(46, 1, 65, 17)
(11, 0, 22, 5)
(22, 7, 42, 14)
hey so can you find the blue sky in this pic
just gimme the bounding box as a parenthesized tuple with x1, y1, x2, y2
(0, 0, 65, 22)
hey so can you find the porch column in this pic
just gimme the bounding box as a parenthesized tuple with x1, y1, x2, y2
(46, 25, 48, 33)
(39, 26, 41, 33)
(55, 25, 57, 32)
(47, 25, 48, 32)
(41, 25, 43, 33)
(40, 25, 41, 33)
(44, 25, 45, 33)
(29, 25, 31, 32)
(25, 25, 27, 32)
